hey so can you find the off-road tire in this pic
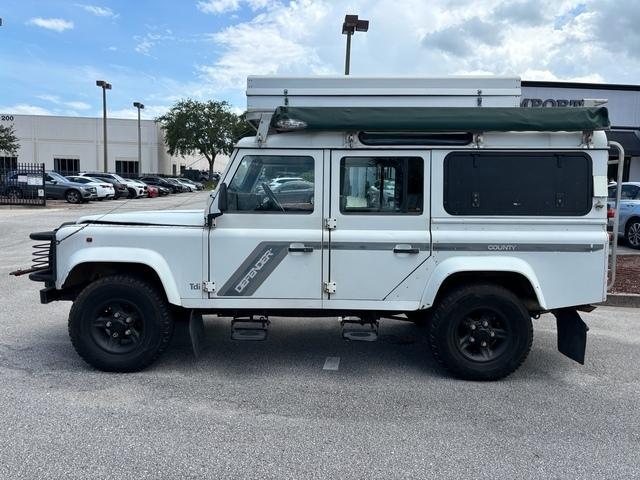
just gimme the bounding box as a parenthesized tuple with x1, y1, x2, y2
(625, 219, 640, 249)
(68, 275, 174, 372)
(429, 283, 533, 381)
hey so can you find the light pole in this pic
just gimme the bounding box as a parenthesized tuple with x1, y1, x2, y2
(342, 14, 369, 75)
(96, 80, 112, 172)
(133, 102, 144, 170)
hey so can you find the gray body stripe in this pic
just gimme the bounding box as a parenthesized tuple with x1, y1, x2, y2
(216, 241, 603, 297)
(433, 243, 604, 253)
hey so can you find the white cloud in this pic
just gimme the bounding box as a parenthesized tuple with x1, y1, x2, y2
(0, 104, 55, 115)
(197, 0, 241, 14)
(37, 95, 92, 111)
(197, 0, 275, 14)
(26, 17, 74, 32)
(77, 4, 118, 18)
(108, 104, 171, 120)
(200, 0, 333, 89)
(134, 32, 175, 55)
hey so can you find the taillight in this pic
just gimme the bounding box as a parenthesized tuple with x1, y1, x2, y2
(607, 208, 615, 218)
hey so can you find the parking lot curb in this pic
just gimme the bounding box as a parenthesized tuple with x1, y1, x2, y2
(599, 293, 640, 308)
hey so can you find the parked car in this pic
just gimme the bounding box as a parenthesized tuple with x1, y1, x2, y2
(164, 178, 188, 193)
(179, 178, 203, 190)
(146, 184, 159, 198)
(182, 168, 211, 183)
(88, 176, 128, 199)
(127, 179, 150, 197)
(270, 180, 314, 209)
(139, 176, 180, 194)
(45, 171, 96, 203)
(80, 172, 145, 198)
(175, 178, 197, 192)
(608, 182, 640, 248)
(269, 176, 304, 189)
(66, 175, 115, 200)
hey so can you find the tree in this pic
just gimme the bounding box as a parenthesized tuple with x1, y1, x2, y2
(0, 125, 19, 155)
(157, 99, 239, 179)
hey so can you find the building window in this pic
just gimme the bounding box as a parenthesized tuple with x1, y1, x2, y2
(54, 158, 80, 176)
(116, 160, 139, 178)
(227, 155, 315, 214)
(443, 151, 593, 216)
(340, 157, 424, 214)
(0, 156, 18, 171)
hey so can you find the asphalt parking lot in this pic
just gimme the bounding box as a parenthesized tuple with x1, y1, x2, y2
(1, 193, 639, 479)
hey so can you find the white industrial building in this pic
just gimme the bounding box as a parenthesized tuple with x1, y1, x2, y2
(0, 114, 224, 177)
(1, 79, 639, 181)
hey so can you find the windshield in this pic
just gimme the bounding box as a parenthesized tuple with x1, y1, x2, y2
(48, 172, 69, 183)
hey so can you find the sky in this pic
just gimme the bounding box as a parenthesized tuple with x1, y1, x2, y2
(1, 0, 639, 119)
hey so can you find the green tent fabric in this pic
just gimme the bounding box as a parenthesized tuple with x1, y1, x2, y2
(271, 106, 610, 132)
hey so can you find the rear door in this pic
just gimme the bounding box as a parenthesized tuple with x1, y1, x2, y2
(209, 149, 324, 301)
(327, 150, 431, 301)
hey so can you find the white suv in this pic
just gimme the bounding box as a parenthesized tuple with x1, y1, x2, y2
(79, 172, 145, 198)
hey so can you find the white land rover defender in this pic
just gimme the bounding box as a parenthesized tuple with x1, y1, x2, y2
(15, 77, 618, 380)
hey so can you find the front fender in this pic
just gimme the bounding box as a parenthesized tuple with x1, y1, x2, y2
(420, 256, 547, 309)
(58, 247, 181, 305)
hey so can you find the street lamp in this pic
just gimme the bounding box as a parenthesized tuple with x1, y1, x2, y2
(342, 14, 369, 75)
(133, 102, 144, 170)
(96, 80, 112, 173)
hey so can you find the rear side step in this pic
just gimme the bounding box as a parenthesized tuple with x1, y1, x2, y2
(341, 316, 379, 342)
(231, 316, 270, 341)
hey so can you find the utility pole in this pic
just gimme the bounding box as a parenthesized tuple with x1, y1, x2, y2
(342, 15, 369, 75)
(96, 80, 112, 172)
(133, 102, 144, 169)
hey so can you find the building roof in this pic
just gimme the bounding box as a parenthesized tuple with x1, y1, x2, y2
(522, 80, 640, 92)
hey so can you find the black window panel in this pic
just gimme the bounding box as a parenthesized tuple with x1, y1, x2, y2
(53, 158, 79, 175)
(340, 157, 424, 215)
(359, 131, 472, 146)
(116, 160, 139, 177)
(0, 156, 18, 170)
(443, 152, 592, 216)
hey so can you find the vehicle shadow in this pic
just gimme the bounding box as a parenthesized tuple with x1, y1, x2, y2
(164, 316, 446, 379)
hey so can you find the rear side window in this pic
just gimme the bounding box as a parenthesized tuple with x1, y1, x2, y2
(340, 157, 424, 214)
(443, 152, 592, 216)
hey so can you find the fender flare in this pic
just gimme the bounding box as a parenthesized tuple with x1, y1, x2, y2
(419, 256, 547, 309)
(59, 247, 181, 305)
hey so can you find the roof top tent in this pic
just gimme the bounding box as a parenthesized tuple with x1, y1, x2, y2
(246, 75, 522, 114)
(244, 76, 610, 143)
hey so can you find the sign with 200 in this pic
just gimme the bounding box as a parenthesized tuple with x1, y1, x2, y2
(1, 115, 15, 121)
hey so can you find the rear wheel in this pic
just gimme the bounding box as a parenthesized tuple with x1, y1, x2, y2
(65, 189, 82, 204)
(625, 219, 640, 249)
(68, 275, 174, 372)
(429, 284, 533, 381)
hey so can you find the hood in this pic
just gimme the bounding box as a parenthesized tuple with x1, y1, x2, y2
(77, 209, 205, 227)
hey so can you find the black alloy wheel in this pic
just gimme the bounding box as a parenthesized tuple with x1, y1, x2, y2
(68, 275, 174, 372)
(429, 284, 533, 381)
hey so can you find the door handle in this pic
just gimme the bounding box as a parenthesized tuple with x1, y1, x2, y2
(288, 245, 314, 253)
(393, 245, 420, 254)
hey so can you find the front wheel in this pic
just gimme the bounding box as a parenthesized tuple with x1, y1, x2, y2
(429, 284, 533, 381)
(625, 219, 640, 249)
(68, 275, 174, 372)
(65, 189, 82, 204)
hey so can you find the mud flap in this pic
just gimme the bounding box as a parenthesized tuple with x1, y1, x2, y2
(553, 308, 589, 364)
(189, 310, 205, 357)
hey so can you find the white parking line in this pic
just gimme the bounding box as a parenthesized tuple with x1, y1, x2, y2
(323, 356, 340, 371)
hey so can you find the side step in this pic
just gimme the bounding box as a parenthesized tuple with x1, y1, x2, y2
(341, 316, 379, 342)
(231, 316, 270, 341)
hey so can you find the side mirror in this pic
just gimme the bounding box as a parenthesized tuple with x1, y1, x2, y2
(207, 182, 227, 226)
(218, 182, 228, 212)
